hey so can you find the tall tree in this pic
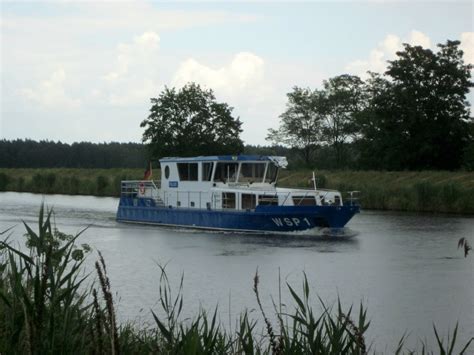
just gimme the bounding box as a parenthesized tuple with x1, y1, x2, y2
(321, 75, 366, 167)
(267, 87, 324, 165)
(141, 83, 244, 158)
(357, 40, 473, 170)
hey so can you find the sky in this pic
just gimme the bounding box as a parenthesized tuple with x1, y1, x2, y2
(1, 0, 473, 145)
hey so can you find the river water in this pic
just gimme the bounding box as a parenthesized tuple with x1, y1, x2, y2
(0, 191, 473, 351)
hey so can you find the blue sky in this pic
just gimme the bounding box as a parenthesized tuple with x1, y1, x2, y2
(1, 1, 473, 145)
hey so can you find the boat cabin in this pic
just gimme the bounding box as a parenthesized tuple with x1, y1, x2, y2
(120, 155, 345, 211)
(160, 155, 284, 187)
(152, 155, 343, 210)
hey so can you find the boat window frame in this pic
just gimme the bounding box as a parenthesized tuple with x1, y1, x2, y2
(258, 194, 279, 206)
(201, 162, 214, 182)
(292, 196, 317, 206)
(213, 162, 239, 183)
(241, 193, 257, 210)
(222, 192, 236, 209)
(264, 163, 278, 184)
(239, 163, 266, 184)
(177, 162, 199, 181)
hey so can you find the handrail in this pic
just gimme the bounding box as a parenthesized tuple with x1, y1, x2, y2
(296, 191, 310, 206)
(281, 191, 292, 205)
(120, 180, 348, 208)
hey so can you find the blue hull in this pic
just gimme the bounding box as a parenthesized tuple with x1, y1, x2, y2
(116, 197, 360, 233)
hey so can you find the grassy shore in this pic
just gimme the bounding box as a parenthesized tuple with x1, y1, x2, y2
(280, 169, 474, 214)
(1, 207, 473, 354)
(1, 168, 473, 214)
(0, 168, 142, 197)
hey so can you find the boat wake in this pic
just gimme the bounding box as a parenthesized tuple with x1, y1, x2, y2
(162, 225, 359, 240)
(265, 227, 359, 239)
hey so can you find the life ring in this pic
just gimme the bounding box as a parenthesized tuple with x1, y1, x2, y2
(139, 182, 145, 194)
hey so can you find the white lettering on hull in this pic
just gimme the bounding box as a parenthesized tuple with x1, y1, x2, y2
(271, 217, 312, 227)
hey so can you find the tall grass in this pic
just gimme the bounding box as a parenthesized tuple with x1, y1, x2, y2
(1, 206, 473, 354)
(0, 168, 142, 197)
(279, 170, 474, 214)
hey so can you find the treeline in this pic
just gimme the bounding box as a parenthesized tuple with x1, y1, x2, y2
(0, 139, 345, 170)
(0, 139, 293, 169)
(268, 40, 474, 171)
(0, 139, 148, 168)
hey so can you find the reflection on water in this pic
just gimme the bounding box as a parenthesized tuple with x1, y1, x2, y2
(0, 192, 473, 350)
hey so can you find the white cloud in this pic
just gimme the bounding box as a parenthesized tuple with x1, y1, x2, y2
(20, 68, 81, 109)
(172, 52, 285, 144)
(345, 30, 432, 77)
(173, 52, 265, 96)
(460, 32, 474, 65)
(100, 31, 161, 105)
(408, 30, 431, 49)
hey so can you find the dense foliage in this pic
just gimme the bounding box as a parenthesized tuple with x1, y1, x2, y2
(0, 139, 147, 168)
(1, 209, 472, 354)
(357, 41, 473, 170)
(141, 83, 244, 158)
(267, 87, 325, 165)
(269, 40, 474, 170)
(268, 75, 366, 167)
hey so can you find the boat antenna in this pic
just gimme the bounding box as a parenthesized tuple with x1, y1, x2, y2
(312, 171, 317, 191)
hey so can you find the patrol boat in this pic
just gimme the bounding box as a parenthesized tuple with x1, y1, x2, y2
(116, 155, 360, 235)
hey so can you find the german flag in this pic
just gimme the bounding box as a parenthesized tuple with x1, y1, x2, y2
(143, 161, 152, 180)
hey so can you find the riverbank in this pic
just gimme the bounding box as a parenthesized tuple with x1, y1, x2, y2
(1, 168, 473, 214)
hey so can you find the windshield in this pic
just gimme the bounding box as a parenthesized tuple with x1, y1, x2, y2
(239, 163, 266, 183)
(264, 163, 278, 183)
(214, 162, 239, 183)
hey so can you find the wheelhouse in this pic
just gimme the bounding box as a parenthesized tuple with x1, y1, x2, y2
(159, 155, 284, 187)
(146, 155, 344, 211)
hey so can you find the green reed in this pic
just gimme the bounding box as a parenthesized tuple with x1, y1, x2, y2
(279, 170, 474, 214)
(0, 206, 473, 354)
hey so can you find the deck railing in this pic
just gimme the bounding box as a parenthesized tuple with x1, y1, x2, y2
(120, 180, 348, 209)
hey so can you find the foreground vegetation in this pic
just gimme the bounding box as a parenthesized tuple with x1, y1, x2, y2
(1, 207, 472, 354)
(1, 168, 474, 214)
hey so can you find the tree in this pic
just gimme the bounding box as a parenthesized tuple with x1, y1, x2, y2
(267, 87, 324, 165)
(357, 40, 473, 170)
(320, 75, 366, 167)
(141, 83, 244, 158)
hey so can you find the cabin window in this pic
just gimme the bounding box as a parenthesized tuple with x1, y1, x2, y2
(240, 163, 265, 183)
(241, 194, 256, 210)
(177, 163, 198, 181)
(164, 166, 170, 179)
(202, 162, 214, 181)
(264, 164, 278, 183)
(214, 162, 239, 183)
(222, 192, 236, 209)
(292, 196, 317, 206)
(258, 194, 279, 206)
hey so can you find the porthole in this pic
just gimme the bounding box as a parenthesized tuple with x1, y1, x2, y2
(165, 165, 170, 179)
